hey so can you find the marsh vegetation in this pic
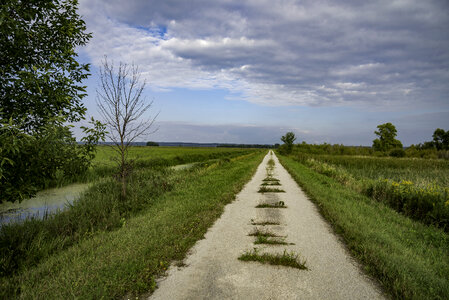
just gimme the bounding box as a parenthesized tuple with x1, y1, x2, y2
(0, 146, 264, 298)
(278, 146, 449, 299)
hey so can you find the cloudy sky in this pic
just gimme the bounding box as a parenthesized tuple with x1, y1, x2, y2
(77, 0, 449, 145)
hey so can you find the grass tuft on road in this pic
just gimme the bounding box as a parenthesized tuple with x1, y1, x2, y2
(239, 249, 307, 269)
(262, 177, 280, 182)
(258, 187, 285, 193)
(248, 227, 280, 237)
(254, 236, 290, 245)
(256, 201, 286, 208)
(250, 220, 281, 226)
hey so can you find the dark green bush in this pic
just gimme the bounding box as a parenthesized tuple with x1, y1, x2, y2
(0, 119, 104, 203)
(389, 148, 406, 157)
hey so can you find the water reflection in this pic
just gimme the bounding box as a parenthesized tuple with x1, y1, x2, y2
(0, 183, 89, 226)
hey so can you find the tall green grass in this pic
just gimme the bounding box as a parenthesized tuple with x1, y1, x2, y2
(85, 146, 256, 181)
(0, 168, 173, 278)
(278, 155, 449, 299)
(0, 151, 265, 298)
(34, 146, 257, 190)
(298, 155, 449, 230)
(295, 153, 449, 186)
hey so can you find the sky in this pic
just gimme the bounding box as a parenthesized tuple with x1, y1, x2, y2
(76, 0, 449, 146)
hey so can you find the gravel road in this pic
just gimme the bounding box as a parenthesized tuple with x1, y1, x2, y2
(149, 151, 385, 299)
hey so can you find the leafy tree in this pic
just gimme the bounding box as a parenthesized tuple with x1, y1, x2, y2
(96, 58, 158, 199)
(0, 0, 91, 131)
(281, 132, 296, 153)
(432, 128, 449, 150)
(0, 118, 105, 203)
(146, 141, 159, 147)
(0, 1, 105, 203)
(372, 123, 403, 152)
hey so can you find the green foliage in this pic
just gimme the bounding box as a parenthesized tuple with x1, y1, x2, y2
(0, 167, 173, 278)
(372, 122, 403, 152)
(146, 141, 159, 146)
(366, 179, 449, 229)
(217, 143, 273, 148)
(0, 118, 105, 203)
(295, 153, 449, 230)
(280, 131, 296, 153)
(0, 150, 264, 298)
(0, 0, 91, 131)
(278, 155, 449, 299)
(255, 201, 286, 208)
(253, 236, 289, 245)
(433, 128, 449, 150)
(292, 142, 375, 156)
(389, 148, 405, 157)
(91, 146, 256, 174)
(257, 186, 285, 193)
(238, 249, 307, 269)
(296, 153, 449, 186)
(0, 0, 99, 202)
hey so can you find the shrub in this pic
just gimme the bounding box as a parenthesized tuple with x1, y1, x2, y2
(389, 148, 405, 157)
(366, 179, 449, 230)
(0, 118, 104, 203)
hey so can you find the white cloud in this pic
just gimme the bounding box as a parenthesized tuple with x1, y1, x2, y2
(78, 0, 449, 109)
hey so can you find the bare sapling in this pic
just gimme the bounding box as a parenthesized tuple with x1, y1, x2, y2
(96, 57, 158, 198)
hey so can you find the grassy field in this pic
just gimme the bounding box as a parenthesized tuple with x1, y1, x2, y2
(1, 146, 265, 298)
(290, 152, 449, 230)
(36, 145, 256, 189)
(295, 153, 449, 186)
(93, 145, 255, 167)
(278, 154, 449, 299)
(75, 145, 257, 182)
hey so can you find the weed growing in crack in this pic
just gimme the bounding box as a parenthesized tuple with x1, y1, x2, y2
(248, 228, 293, 245)
(248, 227, 280, 237)
(263, 177, 280, 182)
(258, 187, 285, 193)
(255, 201, 286, 208)
(250, 220, 281, 226)
(238, 249, 307, 270)
(254, 236, 292, 245)
(267, 158, 275, 169)
(261, 181, 281, 186)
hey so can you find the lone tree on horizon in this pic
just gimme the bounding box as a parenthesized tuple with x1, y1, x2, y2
(96, 57, 158, 198)
(372, 122, 402, 152)
(281, 132, 296, 153)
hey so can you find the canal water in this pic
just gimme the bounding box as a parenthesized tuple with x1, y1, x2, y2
(0, 183, 89, 226)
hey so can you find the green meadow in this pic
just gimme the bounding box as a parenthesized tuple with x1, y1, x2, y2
(278, 151, 449, 299)
(0, 146, 265, 298)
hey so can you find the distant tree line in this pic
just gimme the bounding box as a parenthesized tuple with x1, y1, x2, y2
(217, 144, 274, 148)
(410, 128, 449, 151)
(277, 124, 449, 159)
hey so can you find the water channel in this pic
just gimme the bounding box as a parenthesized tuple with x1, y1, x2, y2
(0, 183, 89, 226)
(0, 163, 199, 226)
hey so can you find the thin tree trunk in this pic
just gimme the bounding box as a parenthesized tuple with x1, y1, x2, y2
(120, 142, 126, 199)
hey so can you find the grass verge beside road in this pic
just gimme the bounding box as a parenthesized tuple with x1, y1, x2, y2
(1, 151, 265, 299)
(278, 154, 449, 299)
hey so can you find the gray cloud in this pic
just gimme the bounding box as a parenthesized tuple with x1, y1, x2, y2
(79, 0, 449, 108)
